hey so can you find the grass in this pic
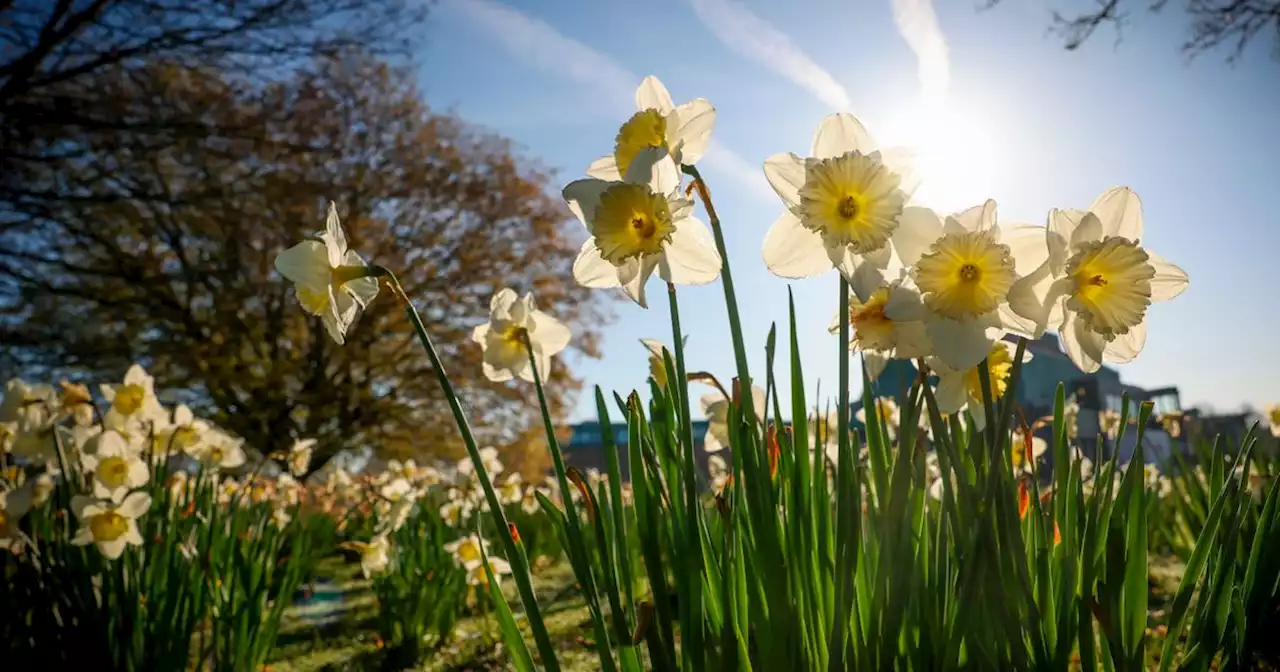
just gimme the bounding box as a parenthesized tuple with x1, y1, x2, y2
(270, 556, 599, 671)
(267, 551, 1193, 671)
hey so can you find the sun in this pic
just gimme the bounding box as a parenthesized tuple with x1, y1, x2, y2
(878, 97, 1006, 215)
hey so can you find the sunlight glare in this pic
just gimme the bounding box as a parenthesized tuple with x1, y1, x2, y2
(879, 97, 1006, 215)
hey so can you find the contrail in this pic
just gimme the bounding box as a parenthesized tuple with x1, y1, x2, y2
(891, 0, 951, 105)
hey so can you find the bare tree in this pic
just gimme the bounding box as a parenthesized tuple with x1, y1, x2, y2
(984, 0, 1280, 62)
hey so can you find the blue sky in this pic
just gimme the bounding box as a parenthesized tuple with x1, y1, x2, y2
(417, 0, 1279, 421)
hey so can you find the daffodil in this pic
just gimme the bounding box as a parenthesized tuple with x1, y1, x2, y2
(808, 411, 842, 463)
(71, 492, 151, 560)
(274, 202, 380, 345)
(641, 337, 684, 387)
(892, 200, 1044, 371)
(1098, 409, 1122, 439)
(1, 379, 60, 460)
(0, 486, 33, 553)
(445, 533, 489, 569)
(81, 430, 150, 502)
(287, 438, 315, 477)
(379, 477, 416, 505)
(100, 365, 168, 436)
(1005, 187, 1188, 373)
(520, 485, 549, 515)
(466, 556, 512, 587)
(829, 269, 931, 380)
(586, 75, 715, 180)
(342, 535, 391, 578)
(1265, 404, 1280, 438)
(472, 288, 572, 383)
(855, 396, 901, 437)
(1010, 428, 1049, 476)
(700, 385, 767, 453)
(439, 499, 468, 526)
(157, 404, 211, 457)
(457, 447, 504, 479)
(190, 430, 246, 470)
(498, 473, 525, 506)
(930, 339, 1034, 427)
(564, 148, 721, 308)
(761, 113, 918, 280)
(707, 454, 730, 492)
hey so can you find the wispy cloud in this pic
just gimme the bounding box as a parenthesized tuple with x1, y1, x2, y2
(688, 0, 851, 110)
(449, 0, 769, 198)
(890, 0, 951, 104)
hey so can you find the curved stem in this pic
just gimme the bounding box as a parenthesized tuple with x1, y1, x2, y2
(377, 270, 561, 672)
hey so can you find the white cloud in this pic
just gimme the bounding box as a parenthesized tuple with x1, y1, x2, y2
(449, 0, 768, 199)
(891, 0, 951, 104)
(688, 0, 851, 110)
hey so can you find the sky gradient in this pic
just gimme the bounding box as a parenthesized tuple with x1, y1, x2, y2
(416, 0, 1279, 421)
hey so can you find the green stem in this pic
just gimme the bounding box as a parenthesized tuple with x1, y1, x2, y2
(666, 280, 704, 669)
(379, 270, 560, 672)
(522, 334, 618, 672)
(685, 166, 753, 419)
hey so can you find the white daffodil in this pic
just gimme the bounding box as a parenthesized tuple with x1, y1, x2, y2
(520, 485, 550, 515)
(26, 473, 56, 508)
(439, 499, 468, 526)
(929, 339, 1034, 429)
(379, 477, 416, 506)
(1010, 428, 1049, 476)
(1098, 409, 1122, 439)
(700, 385, 766, 454)
(445, 533, 489, 569)
(274, 202, 380, 345)
(472, 288, 572, 383)
(564, 148, 721, 308)
(1068, 448, 1095, 482)
(641, 337, 685, 388)
(761, 113, 918, 280)
(158, 404, 211, 457)
(1064, 394, 1081, 441)
(892, 200, 1044, 371)
(586, 75, 715, 180)
(288, 438, 315, 477)
(71, 492, 151, 560)
(707, 454, 730, 492)
(457, 447, 504, 480)
(829, 268, 931, 381)
(190, 430, 246, 470)
(808, 411, 843, 464)
(100, 365, 168, 436)
(466, 556, 512, 587)
(855, 396, 901, 439)
(342, 535, 391, 578)
(1005, 187, 1188, 373)
(1265, 404, 1280, 438)
(387, 458, 419, 482)
(81, 430, 150, 503)
(1, 379, 60, 460)
(499, 473, 524, 506)
(0, 486, 33, 553)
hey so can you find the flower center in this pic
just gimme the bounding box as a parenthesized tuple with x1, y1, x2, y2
(964, 342, 1015, 405)
(915, 230, 1016, 320)
(97, 456, 131, 489)
(1270, 407, 1280, 427)
(456, 539, 482, 564)
(113, 384, 146, 416)
(172, 426, 200, 450)
(592, 183, 675, 263)
(90, 511, 129, 542)
(614, 109, 668, 178)
(208, 446, 224, 464)
(1065, 237, 1154, 338)
(797, 152, 906, 254)
(847, 288, 897, 351)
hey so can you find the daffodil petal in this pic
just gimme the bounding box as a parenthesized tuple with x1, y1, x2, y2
(1071, 212, 1104, 249)
(586, 156, 622, 181)
(1147, 250, 1189, 301)
(812, 113, 875, 159)
(1000, 224, 1050, 276)
(659, 216, 721, 285)
(626, 147, 680, 195)
(531, 312, 572, 357)
(1047, 208, 1084, 275)
(1061, 311, 1105, 373)
(893, 321, 933, 359)
(878, 146, 921, 195)
(948, 199, 996, 234)
(762, 211, 833, 278)
(118, 491, 152, 517)
(672, 99, 715, 165)
(890, 206, 944, 267)
(763, 153, 806, 210)
(325, 202, 347, 267)
(572, 241, 621, 289)
(927, 318, 994, 372)
(934, 372, 969, 414)
(1089, 186, 1143, 241)
(275, 241, 330, 289)
(618, 255, 660, 308)
(563, 179, 610, 227)
(635, 75, 674, 114)
(1105, 319, 1147, 363)
(863, 352, 889, 381)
